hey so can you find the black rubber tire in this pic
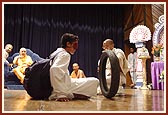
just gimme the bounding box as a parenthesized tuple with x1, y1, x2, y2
(98, 50, 120, 98)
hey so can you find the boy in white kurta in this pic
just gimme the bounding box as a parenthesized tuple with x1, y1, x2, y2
(49, 33, 99, 102)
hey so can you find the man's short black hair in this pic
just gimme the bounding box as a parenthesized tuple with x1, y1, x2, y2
(61, 33, 79, 48)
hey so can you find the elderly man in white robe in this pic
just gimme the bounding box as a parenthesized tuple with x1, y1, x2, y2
(49, 33, 99, 102)
(102, 39, 129, 94)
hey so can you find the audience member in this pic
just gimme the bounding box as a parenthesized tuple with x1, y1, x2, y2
(3, 44, 13, 65)
(70, 63, 86, 78)
(49, 33, 99, 102)
(13, 47, 33, 84)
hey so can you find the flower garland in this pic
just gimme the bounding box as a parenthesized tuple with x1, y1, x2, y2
(129, 25, 151, 43)
(151, 43, 163, 57)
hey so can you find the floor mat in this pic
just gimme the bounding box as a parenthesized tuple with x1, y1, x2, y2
(7, 85, 25, 90)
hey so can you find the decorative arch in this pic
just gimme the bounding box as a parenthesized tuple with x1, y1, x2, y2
(152, 15, 164, 46)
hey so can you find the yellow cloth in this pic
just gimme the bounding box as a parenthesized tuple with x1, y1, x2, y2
(13, 55, 33, 83)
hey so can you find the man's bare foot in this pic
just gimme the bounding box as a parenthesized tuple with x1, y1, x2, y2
(73, 93, 90, 100)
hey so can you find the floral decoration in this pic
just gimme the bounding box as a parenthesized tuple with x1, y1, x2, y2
(151, 43, 163, 57)
(129, 25, 151, 43)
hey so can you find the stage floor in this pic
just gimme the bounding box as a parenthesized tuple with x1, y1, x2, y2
(3, 88, 165, 113)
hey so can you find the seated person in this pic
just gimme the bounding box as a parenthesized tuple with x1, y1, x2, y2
(49, 33, 99, 102)
(3, 43, 13, 66)
(12, 47, 33, 84)
(70, 63, 86, 78)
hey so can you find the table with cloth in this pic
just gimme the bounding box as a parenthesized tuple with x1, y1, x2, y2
(151, 61, 164, 90)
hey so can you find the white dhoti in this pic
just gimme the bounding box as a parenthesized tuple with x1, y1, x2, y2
(71, 77, 99, 97)
(49, 48, 99, 100)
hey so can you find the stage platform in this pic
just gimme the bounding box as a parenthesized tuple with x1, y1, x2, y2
(3, 88, 165, 112)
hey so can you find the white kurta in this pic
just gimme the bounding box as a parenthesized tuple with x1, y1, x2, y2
(128, 52, 137, 72)
(97, 48, 129, 94)
(128, 52, 137, 83)
(49, 48, 99, 100)
(112, 48, 129, 85)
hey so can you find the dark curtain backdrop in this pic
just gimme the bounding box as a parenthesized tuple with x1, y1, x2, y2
(4, 4, 125, 77)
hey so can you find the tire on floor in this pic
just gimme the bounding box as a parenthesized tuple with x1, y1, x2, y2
(98, 50, 120, 98)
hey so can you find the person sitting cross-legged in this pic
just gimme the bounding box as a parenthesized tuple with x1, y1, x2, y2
(49, 33, 99, 102)
(70, 63, 86, 78)
(13, 47, 33, 84)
